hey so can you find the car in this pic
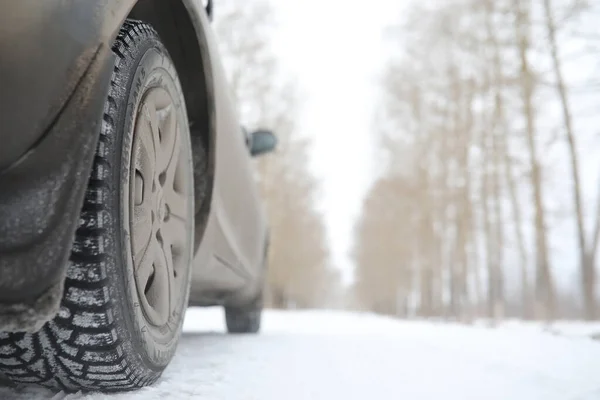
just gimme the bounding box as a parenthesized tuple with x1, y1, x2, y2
(0, 0, 276, 392)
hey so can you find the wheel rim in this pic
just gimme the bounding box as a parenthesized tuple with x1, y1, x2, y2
(130, 87, 190, 327)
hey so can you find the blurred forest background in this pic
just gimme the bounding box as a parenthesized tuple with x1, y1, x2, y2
(214, 0, 600, 322)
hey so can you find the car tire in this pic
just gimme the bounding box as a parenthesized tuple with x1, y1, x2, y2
(225, 295, 263, 334)
(0, 20, 195, 392)
(225, 244, 267, 334)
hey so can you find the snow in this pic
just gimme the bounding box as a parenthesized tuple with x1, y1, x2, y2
(3, 308, 600, 400)
(474, 319, 600, 339)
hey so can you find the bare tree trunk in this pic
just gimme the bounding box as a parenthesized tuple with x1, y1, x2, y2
(469, 200, 483, 319)
(418, 165, 435, 317)
(459, 79, 476, 322)
(482, 0, 513, 320)
(490, 44, 530, 318)
(501, 131, 531, 318)
(469, 152, 483, 319)
(591, 187, 600, 279)
(514, 0, 555, 320)
(483, 0, 530, 318)
(542, 0, 594, 319)
(475, 31, 498, 322)
(491, 128, 506, 320)
(448, 62, 462, 319)
(483, 2, 506, 321)
(480, 114, 496, 320)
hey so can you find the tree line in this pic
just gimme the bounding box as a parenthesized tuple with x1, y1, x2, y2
(215, 0, 600, 321)
(353, 0, 600, 321)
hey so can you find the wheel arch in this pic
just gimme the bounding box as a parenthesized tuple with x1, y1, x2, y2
(127, 0, 217, 248)
(0, 0, 218, 332)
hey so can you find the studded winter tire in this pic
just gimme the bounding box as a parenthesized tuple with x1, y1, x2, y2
(0, 20, 195, 392)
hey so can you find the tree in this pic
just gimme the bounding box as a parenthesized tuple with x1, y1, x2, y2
(511, 0, 556, 320)
(352, 0, 600, 322)
(485, 0, 531, 317)
(353, 176, 416, 317)
(541, 0, 598, 319)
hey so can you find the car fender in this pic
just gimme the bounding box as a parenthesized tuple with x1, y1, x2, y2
(0, 0, 216, 332)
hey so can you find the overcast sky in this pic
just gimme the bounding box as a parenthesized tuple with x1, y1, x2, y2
(269, 0, 404, 282)
(264, 0, 600, 289)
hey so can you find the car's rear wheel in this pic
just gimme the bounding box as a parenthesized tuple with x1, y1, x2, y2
(225, 254, 266, 334)
(0, 20, 195, 392)
(225, 296, 263, 334)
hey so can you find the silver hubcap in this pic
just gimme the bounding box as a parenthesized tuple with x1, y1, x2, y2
(130, 87, 190, 326)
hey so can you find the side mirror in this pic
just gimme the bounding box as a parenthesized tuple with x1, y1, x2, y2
(249, 129, 277, 157)
(204, 0, 213, 20)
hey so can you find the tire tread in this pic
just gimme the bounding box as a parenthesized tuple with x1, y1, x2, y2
(0, 20, 165, 392)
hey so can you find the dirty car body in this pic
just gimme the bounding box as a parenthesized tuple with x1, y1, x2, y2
(0, 0, 269, 334)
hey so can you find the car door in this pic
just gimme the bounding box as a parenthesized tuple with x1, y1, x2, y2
(214, 113, 266, 278)
(188, 8, 267, 302)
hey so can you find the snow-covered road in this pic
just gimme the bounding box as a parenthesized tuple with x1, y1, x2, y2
(3, 309, 600, 400)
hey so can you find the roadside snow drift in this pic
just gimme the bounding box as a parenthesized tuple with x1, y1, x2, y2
(2, 308, 600, 400)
